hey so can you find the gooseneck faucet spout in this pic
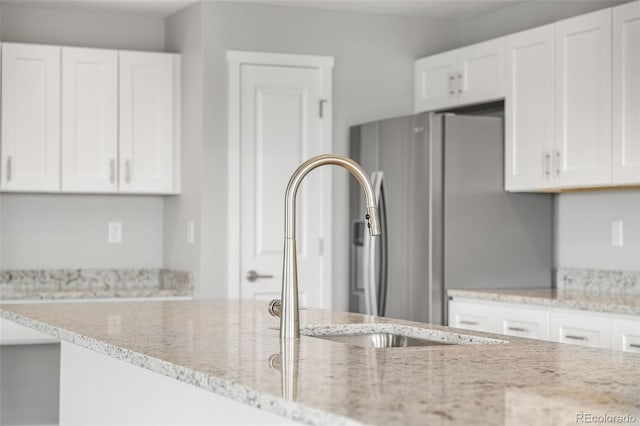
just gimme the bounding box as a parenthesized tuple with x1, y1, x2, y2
(279, 154, 381, 339)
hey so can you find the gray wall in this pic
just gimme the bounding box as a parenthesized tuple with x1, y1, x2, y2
(460, 0, 628, 44)
(555, 191, 640, 271)
(0, 1, 165, 51)
(164, 3, 203, 292)
(198, 1, 461, 304)
(0, 2, 167, 270)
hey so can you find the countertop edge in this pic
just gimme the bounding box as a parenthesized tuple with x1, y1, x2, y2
(447, 289, 639, 316)
(0, 309, 365, 426)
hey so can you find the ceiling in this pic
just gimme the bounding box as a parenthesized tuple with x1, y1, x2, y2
(246, 1, 525, 20)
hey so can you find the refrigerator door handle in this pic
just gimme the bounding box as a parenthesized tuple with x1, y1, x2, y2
(377, 177, 389, 317)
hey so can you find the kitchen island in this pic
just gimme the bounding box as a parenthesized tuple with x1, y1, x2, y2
(1, 300, 639, 425)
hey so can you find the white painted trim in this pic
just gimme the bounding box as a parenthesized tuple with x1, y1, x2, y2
(226, 51, 334, 308)
(226, 50, 334, 69)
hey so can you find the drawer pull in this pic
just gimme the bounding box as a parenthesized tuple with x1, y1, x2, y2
(459, 320, 479, 326)
(565, 334, 587, 341)
(629, 343, 640, 349)
(508, 327, 529, 333)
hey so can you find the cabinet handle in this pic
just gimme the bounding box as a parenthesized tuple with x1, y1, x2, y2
(564, 334, 587, 341)
(629, 343, 640, 349)
(460, 320, 479, 326)
(507, 326, 529, 333)
(543, 152, 551, 178)
(6, 156, 12, 182)
(457, 73, 463, 94)
(125, 160, 131, 184)
(109, 159, 115, 184)
(448, 73, 456, 95)
(554, 150, 561, 176)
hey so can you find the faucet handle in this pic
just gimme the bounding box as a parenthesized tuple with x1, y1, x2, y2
(366, 206, 381, 236)
(268, 299, 282, 317)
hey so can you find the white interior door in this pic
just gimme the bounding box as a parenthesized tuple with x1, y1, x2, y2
(239, 63, 328, 308)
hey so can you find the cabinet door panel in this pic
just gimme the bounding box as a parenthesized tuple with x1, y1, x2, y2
(458, 38, 505, 106)
(613, 1, 640, 184)
(499, 306, 549, 340)
(555, 9, 613, 188)
(62, 47, 118, 192)
(505, 25, 556, 191)
(550, 311, 611, 349)
(448, 300, 500, 333)
(611, 317, 640, 353)
(119, 51, 176, 193)
(1, 43, 60, 192)
(414, 50, 459, 113)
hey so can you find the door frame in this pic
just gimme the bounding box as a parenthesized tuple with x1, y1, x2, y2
(226, 50, 335, 306)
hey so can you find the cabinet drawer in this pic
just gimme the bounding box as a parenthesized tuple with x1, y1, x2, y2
(448, 300, 499, 333)
(497, 306, 549, 339)
(550, 312, 611, 349)
(611, 318, 640, 354)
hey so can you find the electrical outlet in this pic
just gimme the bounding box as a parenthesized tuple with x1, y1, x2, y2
(108, 221, 122, 244)
(611, 220, 623, 247)
(187, 220, 195, 245)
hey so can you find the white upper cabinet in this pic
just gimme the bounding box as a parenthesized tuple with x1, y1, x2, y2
(458, 38, 505, 106)
(414, 38, 505, 113)
(119, 51, 180, 194)
(555, 9, 612, 188)
(62, 47, 118, 192)
(1, 43, 61, 192)
(613, 1, 640, 184)
(505, 25, 556, 191)
(414, 50, 459, 112)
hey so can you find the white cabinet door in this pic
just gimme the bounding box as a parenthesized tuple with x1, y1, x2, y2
(61, 47, 118, 192)
(448, 300, 500, 333)
(414, 50, 459, 113)
(613, 1, 640, 184)
(505, 25, 556, 191)
(550, 311, 611, 349)
(555, 9, 613, 188)
(498, 305, 550, 340)
(1, 43, 60, 192)
(119, 51, 179, 194)
(458, 37, 505, 105)
(611, 317, 640, 353)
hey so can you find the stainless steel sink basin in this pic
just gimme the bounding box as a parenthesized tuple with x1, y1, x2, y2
(301, 323, 508, 348)
(312, 332, 454, 348)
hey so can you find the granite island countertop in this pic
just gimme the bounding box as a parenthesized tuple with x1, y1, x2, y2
(1, 300, 639, 426)
(447, 288, 640, 315)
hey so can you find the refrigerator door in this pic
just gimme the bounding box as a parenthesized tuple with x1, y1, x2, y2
(441, 114, 553, 323)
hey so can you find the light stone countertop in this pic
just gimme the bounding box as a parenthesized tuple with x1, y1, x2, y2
(447, 288, 640, 315)
(1, 300, 639, 425)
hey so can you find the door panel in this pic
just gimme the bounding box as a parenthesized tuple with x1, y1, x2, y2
(240, 65, 326, 308)
(119, 51, 176, 193)
(62, 47, 118, 192)
(1, 43, 61, 192)
(613, 1, 640, 184)
(414, 50, 459, 112)
(458, 38, 505, 105)
(555, 9, 612, 187)
(505, 25, 556, 191)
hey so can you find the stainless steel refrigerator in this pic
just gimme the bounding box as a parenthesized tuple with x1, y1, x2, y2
(349, 112, 553, 325)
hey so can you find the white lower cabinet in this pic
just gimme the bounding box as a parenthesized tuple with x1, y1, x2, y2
(59, 342, 300, 426)
(549, 311, 610, 349)
(449, 298, 639, 352)
(611, 318, 640, 353)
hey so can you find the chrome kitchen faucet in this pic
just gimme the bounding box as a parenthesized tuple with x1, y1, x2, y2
(270, 154, 381, 339)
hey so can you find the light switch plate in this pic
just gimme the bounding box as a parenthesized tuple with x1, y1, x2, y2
(108, 221, 122, 244)
(611, 220, 623, 247)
